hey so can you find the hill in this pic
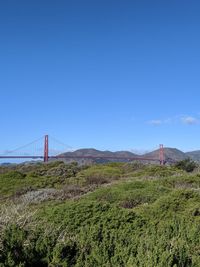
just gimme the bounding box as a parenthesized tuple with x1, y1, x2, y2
(186, 150, 200, 161)
(58, 147, 194, 163)
(58, 148, 139, 163)
(143, 147, 188, 161)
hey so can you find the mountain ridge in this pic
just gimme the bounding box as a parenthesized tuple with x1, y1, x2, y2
(58, 147, 200, 162)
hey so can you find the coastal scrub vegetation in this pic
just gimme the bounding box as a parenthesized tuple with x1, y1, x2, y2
(0, 160, 200, 266)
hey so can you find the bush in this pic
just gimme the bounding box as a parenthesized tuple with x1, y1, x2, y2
(3, 171, 26, 180)
(175, 158, 197, 172)
(3, 162, 200, 266)
(0, 225, 32, 266)
(80, 165, 123, 185)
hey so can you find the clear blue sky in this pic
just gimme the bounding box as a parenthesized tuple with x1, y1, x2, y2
(1, 0, 200, 154)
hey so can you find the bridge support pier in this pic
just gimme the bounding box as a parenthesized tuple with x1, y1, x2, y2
(159, 144, 164, 165)
(44, 135, 49, 162)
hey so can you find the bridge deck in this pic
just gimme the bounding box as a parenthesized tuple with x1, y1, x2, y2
(0, 155, 161, 162)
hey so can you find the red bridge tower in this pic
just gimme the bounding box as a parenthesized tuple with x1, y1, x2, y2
(159, 144, 164, 165)
(44, 135, 49, 162)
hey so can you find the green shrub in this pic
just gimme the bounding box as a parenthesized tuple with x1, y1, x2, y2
(3, 171, 26, 180)
(79, 165, 123, 185)
(2, 162, 200, 266)
(175, 158, 197, 172)
(0, 225, 33, 267)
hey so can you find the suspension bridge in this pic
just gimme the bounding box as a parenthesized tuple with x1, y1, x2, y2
(0, 135, 167, 165)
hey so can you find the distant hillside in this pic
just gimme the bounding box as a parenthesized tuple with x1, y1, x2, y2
(60, 148, 138, 157)
(57, 147, 200, 163)
(186, 150, 200, 161)
(143, 148, 188, 162)
(58, 149, 139, 164)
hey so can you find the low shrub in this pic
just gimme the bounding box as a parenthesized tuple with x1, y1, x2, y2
(80, 165, 123, 185)
(175, 158, 197, 172)
(3, 171, 26, 180)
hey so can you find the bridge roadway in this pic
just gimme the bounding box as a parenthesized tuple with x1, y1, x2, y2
(0, 155, 161, 162)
